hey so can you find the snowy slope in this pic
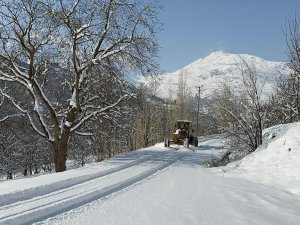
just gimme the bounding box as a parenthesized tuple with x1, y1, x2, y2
(144, 51, 289, 98)
(0, 127, 300, 225)
(223, 122, 300, 195)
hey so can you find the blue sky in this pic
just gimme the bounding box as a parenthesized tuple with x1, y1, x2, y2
(158, 0, 300, 72)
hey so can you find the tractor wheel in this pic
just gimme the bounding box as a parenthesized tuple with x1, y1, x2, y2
(194, 137, 198, 147)
(164, 138, 170, 147)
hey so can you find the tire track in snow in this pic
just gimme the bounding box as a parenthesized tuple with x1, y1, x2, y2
(0, 149, 172, 207)
(0, 151, 187, 225)
(0, 150, 173, 212)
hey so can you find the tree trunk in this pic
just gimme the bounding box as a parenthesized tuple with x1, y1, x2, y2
(23, 168, 28, 176)
(29, 164, 33, 175)
(53, 143, 67, 172)
(52, 127, 71, 172)
(7, 171, 12, 180)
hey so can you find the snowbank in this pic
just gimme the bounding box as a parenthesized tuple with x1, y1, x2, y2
(224, 122, 300, 195)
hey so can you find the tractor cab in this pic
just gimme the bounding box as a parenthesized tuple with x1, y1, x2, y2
(176, 120, 190, 131)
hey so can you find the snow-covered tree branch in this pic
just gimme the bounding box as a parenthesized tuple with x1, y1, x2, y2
(0, 0, 160, 172)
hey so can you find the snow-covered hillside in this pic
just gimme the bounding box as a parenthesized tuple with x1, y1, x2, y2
(1, 122, 300, 225)
(223, 122, 300, 195)
(145, 51, 289, 98)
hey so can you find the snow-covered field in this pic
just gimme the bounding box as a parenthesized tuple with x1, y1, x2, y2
(1, 123, 300, 225)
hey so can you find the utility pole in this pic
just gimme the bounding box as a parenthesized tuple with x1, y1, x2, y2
(196, 86, 202, 136)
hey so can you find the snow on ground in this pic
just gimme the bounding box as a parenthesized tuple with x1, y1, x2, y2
(0, 124, 300, 225)
(222, 122, 300, 195)
(37, 159, 300, 225)
(0, 145, 170, 206)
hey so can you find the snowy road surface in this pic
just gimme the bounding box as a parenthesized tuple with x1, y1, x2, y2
(1, 137, 300, 225)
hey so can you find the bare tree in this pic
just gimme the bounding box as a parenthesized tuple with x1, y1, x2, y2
(176, 69, 189, 119)
(217, 59, 266, 153)
(0, 118, 51, 179)
(286, 17, 300, 78)
(132, 84, 168, 148)
(0, 0, 160, 172)
(268, 76, 299, 125)
(284, 17, 300, 120)
(267, 17, 300, 126)
(239, 58, 264, 147)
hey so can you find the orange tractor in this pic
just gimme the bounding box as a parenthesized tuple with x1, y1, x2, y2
(164, 120, 198, 147)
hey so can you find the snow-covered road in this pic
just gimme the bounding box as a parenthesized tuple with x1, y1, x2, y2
(0, 149, 188, 225)
(1, 135, 300, 225)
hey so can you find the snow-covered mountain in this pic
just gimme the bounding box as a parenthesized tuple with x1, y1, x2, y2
(147, 51, 290, 98)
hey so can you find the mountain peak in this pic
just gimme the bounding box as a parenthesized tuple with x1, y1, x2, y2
(202, 51, 238, 63)
(207, 50, 228, 56)
(204, 51, 252, 62)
